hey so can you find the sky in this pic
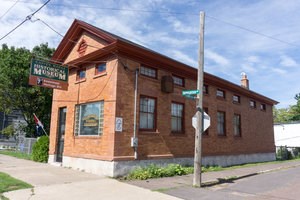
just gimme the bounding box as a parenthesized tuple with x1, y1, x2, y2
(0, 0, 299, 108)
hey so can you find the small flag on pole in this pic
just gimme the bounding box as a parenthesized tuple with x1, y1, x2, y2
(33, 113, 44, 128)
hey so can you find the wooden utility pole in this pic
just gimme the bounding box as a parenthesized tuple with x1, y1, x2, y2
(193, 11, 205, 187)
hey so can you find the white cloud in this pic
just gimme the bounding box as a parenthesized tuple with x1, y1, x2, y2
(205, 49, 230, 66)
(280, 55, 298, 67)
(171, 50, 197, 67)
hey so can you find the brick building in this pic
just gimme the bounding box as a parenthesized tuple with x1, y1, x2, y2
(48, 19, 278, 177)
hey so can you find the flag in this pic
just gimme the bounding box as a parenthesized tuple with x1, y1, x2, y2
(33, 113, 44, 128)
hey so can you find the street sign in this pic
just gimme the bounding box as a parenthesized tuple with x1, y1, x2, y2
(192, 111, 210, 132)
(29, 59, 69, 90)
(182, 90, 199, 96)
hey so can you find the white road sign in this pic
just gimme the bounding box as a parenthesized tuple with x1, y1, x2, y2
(192, 111, 210, 132)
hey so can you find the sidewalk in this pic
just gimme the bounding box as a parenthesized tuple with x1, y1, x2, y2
(126, 159, 300, 191)
(0, 155, 181, 200)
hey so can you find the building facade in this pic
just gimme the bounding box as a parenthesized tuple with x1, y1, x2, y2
(48, 20, 278, 177)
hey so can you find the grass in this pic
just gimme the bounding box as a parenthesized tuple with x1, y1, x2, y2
(0, 172, 32, 199)
(0, 150, 32, 160)
(124, 158, 300, 180)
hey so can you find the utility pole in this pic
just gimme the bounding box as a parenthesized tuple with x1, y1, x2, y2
(193, 11, 205, 187)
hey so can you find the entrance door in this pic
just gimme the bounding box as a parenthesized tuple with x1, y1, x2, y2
(56, 107, 66, 162)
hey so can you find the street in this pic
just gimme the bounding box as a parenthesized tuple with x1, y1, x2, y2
(164, 165, 300, 200)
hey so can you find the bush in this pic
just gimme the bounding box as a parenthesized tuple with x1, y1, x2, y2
(31, 136, 49, 162)
(126, 164, 193, 180)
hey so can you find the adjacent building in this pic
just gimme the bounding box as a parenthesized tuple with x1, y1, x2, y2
(48, 19, 278, 177)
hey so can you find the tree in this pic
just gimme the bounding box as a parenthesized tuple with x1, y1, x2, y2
(0, 43, 55, 137)
(289, 93, 300, 121)
(273, 93, 300, 123)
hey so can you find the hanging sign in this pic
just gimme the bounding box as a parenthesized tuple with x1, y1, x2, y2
(28, 58, 69, 90)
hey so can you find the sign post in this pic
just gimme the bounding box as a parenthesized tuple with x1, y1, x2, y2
(28, 58, 69, 90)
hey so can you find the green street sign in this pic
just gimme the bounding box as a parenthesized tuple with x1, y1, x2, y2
(30, 59, 68, 82)
(182, 90, 200, 96)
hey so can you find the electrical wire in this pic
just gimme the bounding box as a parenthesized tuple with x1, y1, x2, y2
(0, 0, 20, 20)
(0, 0, 51, 41)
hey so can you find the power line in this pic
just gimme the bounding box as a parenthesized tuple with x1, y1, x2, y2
(2, 0, 299, 48)
(206, 15, 299, 48)
(0, 0, 51, 41)
(0, 0, 20, 20)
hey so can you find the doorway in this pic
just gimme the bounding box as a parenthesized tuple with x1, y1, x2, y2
(56, 107, 66, 162)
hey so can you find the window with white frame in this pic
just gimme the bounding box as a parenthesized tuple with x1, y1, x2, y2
(171, 102, 184, 133)
(74, 101, 104, 136)
(233, 95, 240, 103)
(140, 66, 157, 78)
(216, 89, 225, 98)
(173, 75, 184, 87)
(139, 96, 156, 130)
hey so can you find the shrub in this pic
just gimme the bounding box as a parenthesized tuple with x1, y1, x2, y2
(126, 164, 193, 180)
(31, 136, 49, 162)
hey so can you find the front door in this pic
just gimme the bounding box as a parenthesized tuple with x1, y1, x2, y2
(56, 107, 66, 162)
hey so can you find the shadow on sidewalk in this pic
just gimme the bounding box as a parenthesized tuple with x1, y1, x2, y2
(202, 173, 258, 187)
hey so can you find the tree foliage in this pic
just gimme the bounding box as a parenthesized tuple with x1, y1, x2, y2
(274, 93, 300, 123)
(0, 43, 55, 137)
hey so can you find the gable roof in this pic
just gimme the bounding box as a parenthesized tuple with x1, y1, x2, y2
(52, 19, 278, 105)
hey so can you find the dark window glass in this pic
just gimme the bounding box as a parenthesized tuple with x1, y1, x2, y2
(171, 103, 184, 132)
(76, 68, 86, 81)
(203, 85, 209, 94)
(233, 114, 241, 137)
(139, 97, 156, 130)
(260, 104, 266, 111)
(96, 63, 106, 74)
(217, 111, 225, 135)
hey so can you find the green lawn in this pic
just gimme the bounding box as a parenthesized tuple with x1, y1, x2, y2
(0, 172, 32, 199)
(0, 150, 31, 160)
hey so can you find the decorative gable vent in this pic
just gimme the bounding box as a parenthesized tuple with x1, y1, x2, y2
(77, 39, 88, 57)
(161, 75, 174, 93)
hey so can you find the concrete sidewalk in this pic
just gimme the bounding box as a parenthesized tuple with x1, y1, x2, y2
(127, 159, 300, 191)
(0, 155, 181, 200)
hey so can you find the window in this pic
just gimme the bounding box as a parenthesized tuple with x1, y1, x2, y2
(233, 114, 241, 137)
(203, 84, 209, 94)
(171, 103, 184, 133)
(74, 101, 104, 136)
(250, 100, 256, 108)
(173, 75, 184, 87)
(217, 111, 226, 136)
(203, 107, 209, 135)
(216, 89, 225, 98)
(95, 63, 106, 75)
(260, 104, 266, 111)
(233, 95, 240, 103)
(139, 96, 156, 130)
(76, 68, 86, 81)
(140, 66, 157, 78)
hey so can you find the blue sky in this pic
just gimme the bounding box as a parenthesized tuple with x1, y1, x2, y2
(0, 0, 299, 108)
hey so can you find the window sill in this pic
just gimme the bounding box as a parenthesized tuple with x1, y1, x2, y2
(94, 72, 107, 79)
(234, 135, 242, 138)
(139, 130, 159, 135)
(75, 79, 86, 84)
(74, 135, 102, 139)
(232, 101, 241, 105)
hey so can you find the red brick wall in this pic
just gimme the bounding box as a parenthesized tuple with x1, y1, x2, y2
(49, 57, 119, 161)
(113, 57, 275, 160)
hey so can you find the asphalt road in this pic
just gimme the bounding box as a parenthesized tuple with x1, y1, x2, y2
(164, 165, 300, 200)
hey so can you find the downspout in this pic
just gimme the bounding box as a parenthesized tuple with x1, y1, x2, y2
(133, 68, 139, 159)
